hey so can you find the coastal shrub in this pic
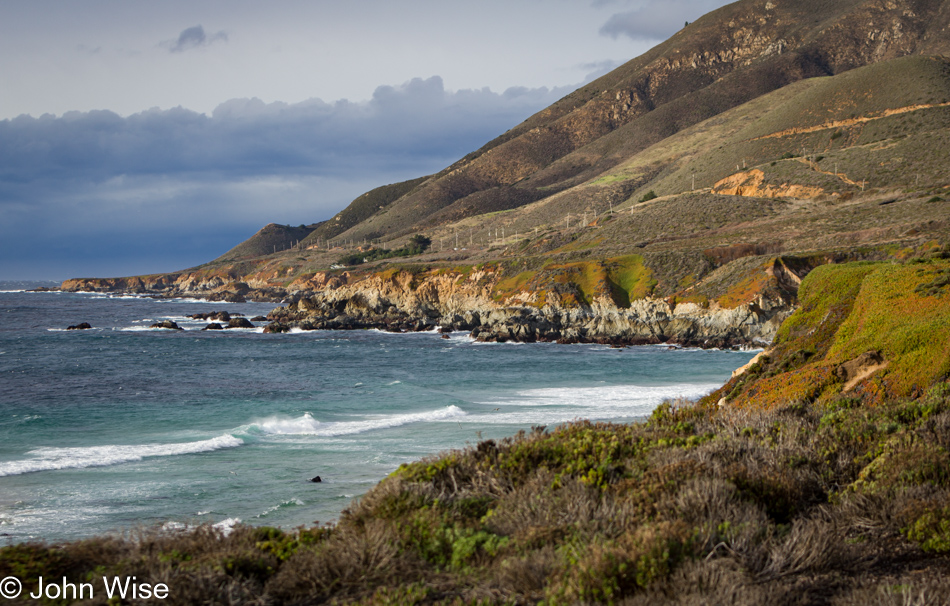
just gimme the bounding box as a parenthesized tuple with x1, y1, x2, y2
(0, 543, 70, 586)
(550, 522, 693, 602)
(336, 234, 432, 266)
(639, 190, 658, 203)
(904, 505, 950, 552)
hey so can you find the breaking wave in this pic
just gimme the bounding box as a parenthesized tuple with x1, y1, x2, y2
(244, 406, 466, 437)
(0, 435, 243, 477)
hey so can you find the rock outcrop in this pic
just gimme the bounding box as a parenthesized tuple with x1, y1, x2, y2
(267, 267, 793, 347)
(226, 318, 255, 329)
(150, 320, 183, 330)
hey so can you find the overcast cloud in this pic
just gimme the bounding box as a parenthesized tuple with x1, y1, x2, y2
(0, 79, 573, 279)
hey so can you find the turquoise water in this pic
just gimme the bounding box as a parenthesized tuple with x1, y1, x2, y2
(0, 289, 755, 544)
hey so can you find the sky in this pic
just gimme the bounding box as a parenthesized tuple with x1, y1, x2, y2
(0, 0, 732, 281)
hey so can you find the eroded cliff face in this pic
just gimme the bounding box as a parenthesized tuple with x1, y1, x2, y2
(61, 271, 285, 303)
(265, 266, 796, 347)
(62, 256, 803, 346)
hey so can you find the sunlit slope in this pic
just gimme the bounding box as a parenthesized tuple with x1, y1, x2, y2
(213, 223, 318, 263)
(319, 0, 950, 244)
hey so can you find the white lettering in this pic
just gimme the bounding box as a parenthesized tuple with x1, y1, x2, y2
(29, 576, 44, 599)
(103, 576, 131, 599)
(99, 576, 167, 600)
(154, 583, 169, 599)
(79, 581, 94, 599)
(29, 577, 92, 600)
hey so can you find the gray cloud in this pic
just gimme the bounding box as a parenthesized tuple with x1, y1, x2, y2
(600, 0, 731, 40)
(0, 77, 577, 279)
(166, 25, 227, 53)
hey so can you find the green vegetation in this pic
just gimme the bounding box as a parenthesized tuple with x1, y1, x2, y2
(337, 235, 432, 266)
(490, 255, 656, 308)
(713, 259, 950, 408)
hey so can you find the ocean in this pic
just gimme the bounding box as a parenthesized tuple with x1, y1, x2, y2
(0, 285, 755, 545)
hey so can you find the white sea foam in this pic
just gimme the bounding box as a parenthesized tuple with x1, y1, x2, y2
(0, 435, 243, 477)
(464, 383, 721, 424)
(257, 498, 305, 518)
(246, 406, 466, 437)
(214, 518, 242, 535)
(162, 517, 242, 536)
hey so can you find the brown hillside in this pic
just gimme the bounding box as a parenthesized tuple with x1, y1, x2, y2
(328, 0, 950, 242)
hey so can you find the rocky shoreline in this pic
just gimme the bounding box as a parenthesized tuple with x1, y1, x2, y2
(60, 266, 795, 348)
(264, 292, 790, 349)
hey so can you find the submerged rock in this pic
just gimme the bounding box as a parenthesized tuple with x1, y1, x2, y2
(202, 323, 224, 330)
(188, 311, 231, 322)
(66, 322, 92, 330)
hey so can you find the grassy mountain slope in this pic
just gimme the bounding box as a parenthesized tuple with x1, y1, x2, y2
(299, 176, 430, 246)
(313, 0, 950, 244)
(707, 256, 950, 409)
(212, 223, 319, 263)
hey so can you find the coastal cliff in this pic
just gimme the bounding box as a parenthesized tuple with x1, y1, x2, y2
(63, 253, 805, 347)
(264, 260, 797, 347)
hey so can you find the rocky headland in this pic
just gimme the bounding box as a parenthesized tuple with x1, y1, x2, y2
(263, 264, 796, 348)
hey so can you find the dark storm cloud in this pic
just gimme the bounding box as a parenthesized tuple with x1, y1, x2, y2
(600, 0, 731, 40)
(166, 24, 227, 53)
(0, 77, 572, 279)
